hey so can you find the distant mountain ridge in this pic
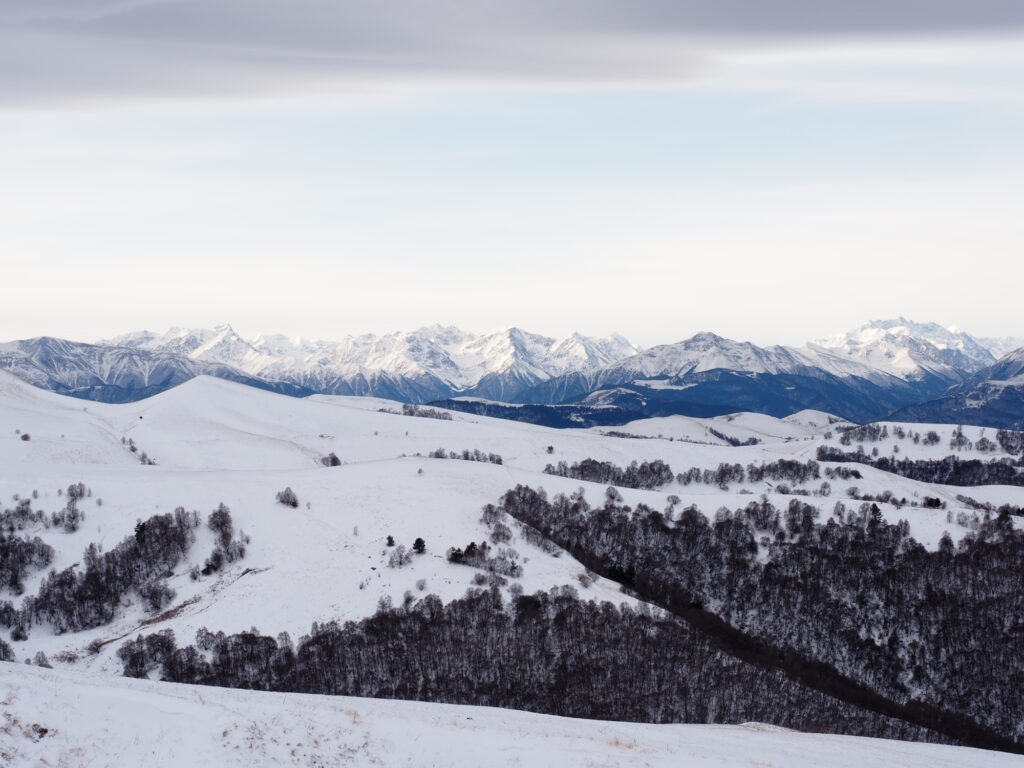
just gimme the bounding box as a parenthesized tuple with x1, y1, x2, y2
(890, 347, 1024, 430)
(102, 324, 641, 403)
(808, 317, 997, 387)
(508, 320, 1018, 423)
(2, 319, 1022, 427)
(0, 336, 311, 403)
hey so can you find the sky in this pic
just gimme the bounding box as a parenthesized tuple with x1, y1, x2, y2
(2, 1, 1024, 348)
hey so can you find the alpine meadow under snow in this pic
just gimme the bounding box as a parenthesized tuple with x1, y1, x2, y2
(2, 364, 1024, 764)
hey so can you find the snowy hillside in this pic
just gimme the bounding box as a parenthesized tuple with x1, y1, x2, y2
(3, 663, 1019, 768)
(891, 347, 1024, 430)
(4, 367, 1024, 760)
(2, 367, 1021, 669)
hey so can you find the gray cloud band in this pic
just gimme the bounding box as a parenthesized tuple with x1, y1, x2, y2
(4, 0, 1024, 105)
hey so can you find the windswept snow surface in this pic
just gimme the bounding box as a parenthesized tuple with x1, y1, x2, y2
(3, 664, 1020, 768)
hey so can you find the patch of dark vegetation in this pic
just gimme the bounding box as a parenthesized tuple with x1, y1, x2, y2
(997, 429, 1024, 455)
(0, 534, 54, 597)
(543, 458, 674, 490)
(445, 540, 522, 578)
(425, 448, 503, 465)
(497, 484, 1024, 751)
(674, 459, 822, 491)
(1, 509, 200, 638)
(707, 427, 760, 447)
(122, 588, 940, 744)
(378, 404, 454, 421)
(816, 446, 1024, 487)
(275, 487, 299, 507)
(320, 452, 342, 467)
(198, 504, 248, 577)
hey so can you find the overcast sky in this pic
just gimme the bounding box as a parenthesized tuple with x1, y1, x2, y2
(2, 1, 1024, 347)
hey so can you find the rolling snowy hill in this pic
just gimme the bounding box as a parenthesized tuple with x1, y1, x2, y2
(0, 367, 1019, 664)
(2, 368, 1024, 761)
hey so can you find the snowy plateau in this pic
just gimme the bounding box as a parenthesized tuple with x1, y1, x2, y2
(1, 365, 1024, 765)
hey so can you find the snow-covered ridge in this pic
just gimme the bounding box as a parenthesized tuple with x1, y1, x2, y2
(4, 319, 1022, 419)
(104, 318, 1020, 395)
(597, 331, 901, 384)
(105, 324, 642, 394)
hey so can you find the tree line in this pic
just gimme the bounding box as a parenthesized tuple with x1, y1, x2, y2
(495, 484, 1024, 749)
(118, 587, 940, 744)
(816, 446, 1024, 487)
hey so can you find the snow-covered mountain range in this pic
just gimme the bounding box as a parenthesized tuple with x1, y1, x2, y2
(102, 324, 641, 403)
(1, 318, 1021, 425)
(508, 319, 1021, 422)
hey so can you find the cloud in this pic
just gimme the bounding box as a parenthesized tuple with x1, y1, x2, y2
(3, 1, 1024, 106)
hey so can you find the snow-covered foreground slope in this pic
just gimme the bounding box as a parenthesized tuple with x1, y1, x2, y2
(4, 368, 1024, 761)
(3, 663, 1019, 768)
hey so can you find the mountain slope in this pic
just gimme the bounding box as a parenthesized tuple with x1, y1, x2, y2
(0, 336, 310, 403)
(5, 320, 1023, 428)
(890, 347, 1024, 429)
(810, 317, 996, 385)
(979, 335, 1024, 359)
(516, 332, 922, 422)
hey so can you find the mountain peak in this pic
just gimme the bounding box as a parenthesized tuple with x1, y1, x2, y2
(686, 331, 727, 345)
(812, 318, 995, 383)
